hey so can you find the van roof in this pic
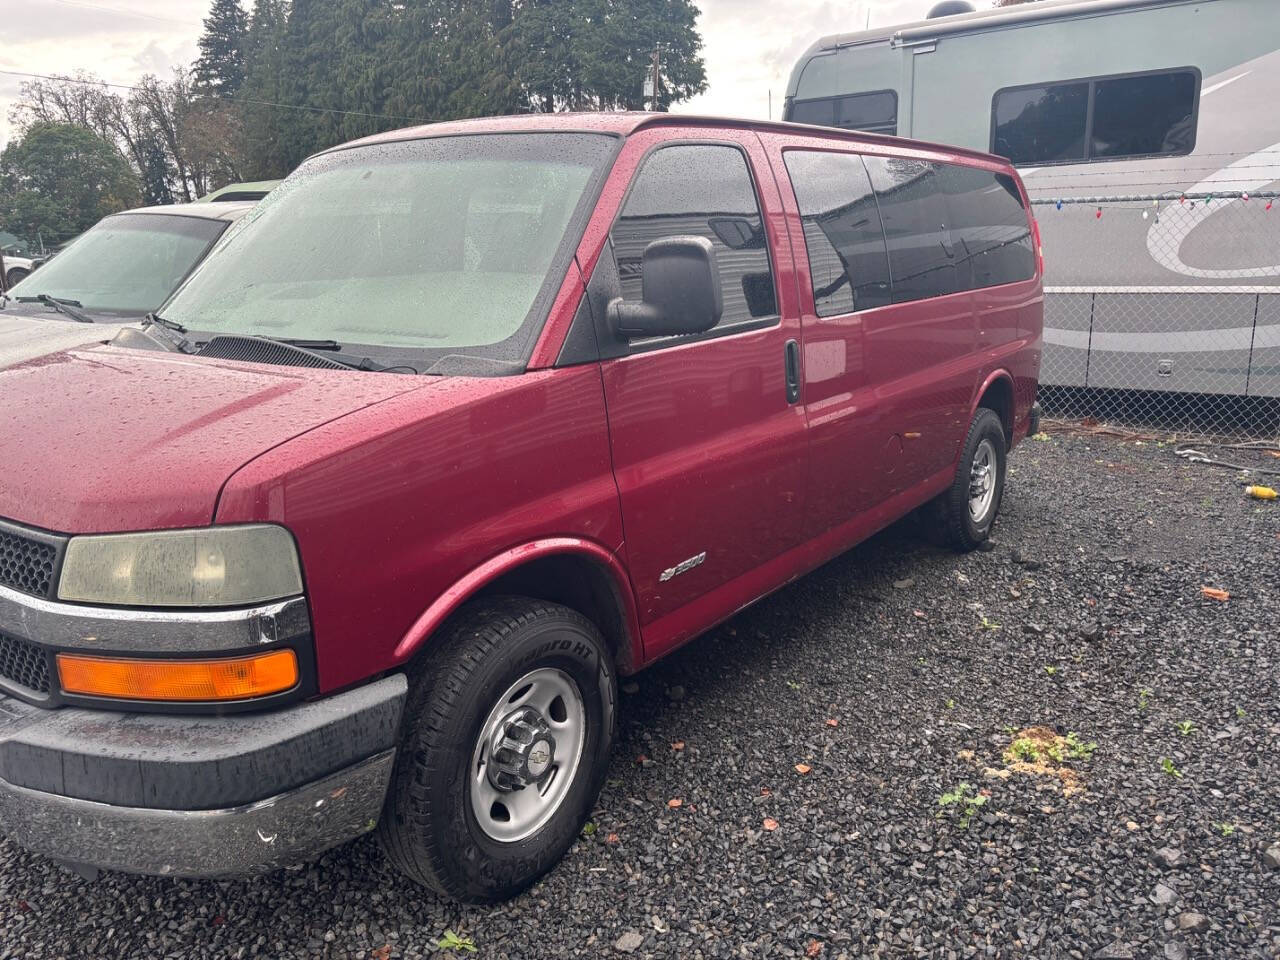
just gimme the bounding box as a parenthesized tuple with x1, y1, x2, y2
(804, 0, 1194, 53)
(114, 201, 257, 223)
(323, 112, 1014, 169)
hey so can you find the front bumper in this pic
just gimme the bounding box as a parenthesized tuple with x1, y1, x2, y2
(0, 674, 406, 878)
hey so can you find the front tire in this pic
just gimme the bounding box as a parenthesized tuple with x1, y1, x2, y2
(936, 407, 1007, 551)
(6, 268, 28, 287)
(378, 597, 616, 903)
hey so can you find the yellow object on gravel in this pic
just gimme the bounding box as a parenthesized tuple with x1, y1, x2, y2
(1245, 485, 1278, 500)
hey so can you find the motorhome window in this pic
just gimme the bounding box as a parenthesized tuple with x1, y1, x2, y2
(992, 83, 1088, 164)
(863, 156, 956, 304)
(1091, 72, 1197, 158)
(938, 165, 1035, 291)
(992, 69, 1198, 165)
(788, 91, 897, 135)
(783, 150, 891, 316)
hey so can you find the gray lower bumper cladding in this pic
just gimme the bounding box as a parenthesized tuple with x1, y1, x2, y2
(0, 750, 395, 878)
(0, 674, 406, 878)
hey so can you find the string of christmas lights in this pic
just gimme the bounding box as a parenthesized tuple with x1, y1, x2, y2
(1034, 191, 1279, 222)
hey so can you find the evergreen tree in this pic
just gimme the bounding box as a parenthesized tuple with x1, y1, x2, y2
(240, 0, 293, 176)
(138, 136, 175, 205)
(194, 0, 250, 98)
(239, 0, 707, 172)
(380, 0, 518, 124)
(509, 0, 706, 112)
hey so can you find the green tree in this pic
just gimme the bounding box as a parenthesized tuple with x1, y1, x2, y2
(195, 0, 250, 97)
(509, 0, 707, 112)
(380, 0, 518, 125)
(240, 0, 708, 170)
(266, 0, 396, 170)
(137, 135, 176, 205)
(240, 0, 293, 176)
(0, 122, 140, 245)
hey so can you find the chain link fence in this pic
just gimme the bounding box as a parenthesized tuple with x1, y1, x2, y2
(1032, 192, 1280, 441)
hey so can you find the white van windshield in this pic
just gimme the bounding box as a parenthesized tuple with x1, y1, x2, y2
(9, 214, 225, 316)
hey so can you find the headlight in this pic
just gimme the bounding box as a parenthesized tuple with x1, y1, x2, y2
(58, 525, 304, 607)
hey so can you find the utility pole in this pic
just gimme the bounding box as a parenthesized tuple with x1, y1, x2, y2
(648, 44, 662, 112)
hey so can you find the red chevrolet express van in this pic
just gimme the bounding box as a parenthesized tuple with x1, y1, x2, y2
(0, 114, 1041, 902)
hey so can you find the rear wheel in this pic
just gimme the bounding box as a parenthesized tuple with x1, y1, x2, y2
(378, 597, 615, 902)
(936, 407, 1007, 551)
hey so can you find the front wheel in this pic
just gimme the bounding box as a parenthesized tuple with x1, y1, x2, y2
(6, 268, 29, 287)
(378, 597, 616, 902)
(935, 407, 1007, 551)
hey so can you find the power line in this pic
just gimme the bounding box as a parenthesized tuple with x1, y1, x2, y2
(1027, 179, 1280, 189)
(0, 69, 430, 124)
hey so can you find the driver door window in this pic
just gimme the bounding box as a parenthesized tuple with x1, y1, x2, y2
(610, 144, 778, 344)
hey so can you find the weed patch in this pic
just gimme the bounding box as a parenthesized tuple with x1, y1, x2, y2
(937, 783, 989, 828)
(992, 725, 1096, 795)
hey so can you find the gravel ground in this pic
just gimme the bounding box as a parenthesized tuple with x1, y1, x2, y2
(2, 430, 1278, 959)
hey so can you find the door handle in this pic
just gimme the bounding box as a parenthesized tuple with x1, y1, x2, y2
(784, 339, 800, 404)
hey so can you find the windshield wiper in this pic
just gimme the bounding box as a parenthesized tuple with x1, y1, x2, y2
(272, 337, 342, 350)
(144, 312, 187, 334)
(15, 294, 94, 323)
(247, 335, 416, 374)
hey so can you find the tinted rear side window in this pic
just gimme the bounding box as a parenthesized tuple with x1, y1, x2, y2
(612, 144, 777, 332)
(863, 156, 955, 304)
(784, 150, 891, 316)
(939, 165, 1035, 290)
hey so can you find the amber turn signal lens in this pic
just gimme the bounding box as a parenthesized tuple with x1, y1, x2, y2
(56, 650, 299, 702)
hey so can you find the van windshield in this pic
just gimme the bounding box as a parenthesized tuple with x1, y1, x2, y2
(8, 213, 226, 316)
(163, 133, 616, 368)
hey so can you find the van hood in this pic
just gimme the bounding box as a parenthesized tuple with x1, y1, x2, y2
(0, 313, 132, 370)
(0, 346, 428, 532)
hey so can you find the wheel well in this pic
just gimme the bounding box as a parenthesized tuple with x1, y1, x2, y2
(978, 377, 1014, 446)
(476, 554, 637, 674)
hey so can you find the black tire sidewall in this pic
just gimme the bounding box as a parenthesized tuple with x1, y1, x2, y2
(951, 409, 1007, 546)
(404, 605, 614, 901)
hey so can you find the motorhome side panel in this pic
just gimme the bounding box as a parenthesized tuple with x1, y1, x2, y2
(908, 0, 1271, 152)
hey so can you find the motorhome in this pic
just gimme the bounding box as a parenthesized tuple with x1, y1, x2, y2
(785, 0, 1280, 405)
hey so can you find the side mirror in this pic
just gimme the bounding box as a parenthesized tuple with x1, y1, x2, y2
(609, 236, 723, 339)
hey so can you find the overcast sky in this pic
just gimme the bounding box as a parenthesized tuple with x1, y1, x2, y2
(0, 0, 940, 148)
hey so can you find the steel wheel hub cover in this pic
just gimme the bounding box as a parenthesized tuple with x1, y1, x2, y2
(487, 708, 557, 790)
(968, 438, 997, 522)
(469, 666, 586, 843)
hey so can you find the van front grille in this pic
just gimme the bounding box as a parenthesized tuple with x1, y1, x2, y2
(0, 632, 51, 695)
(0, 524, 58, 599)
